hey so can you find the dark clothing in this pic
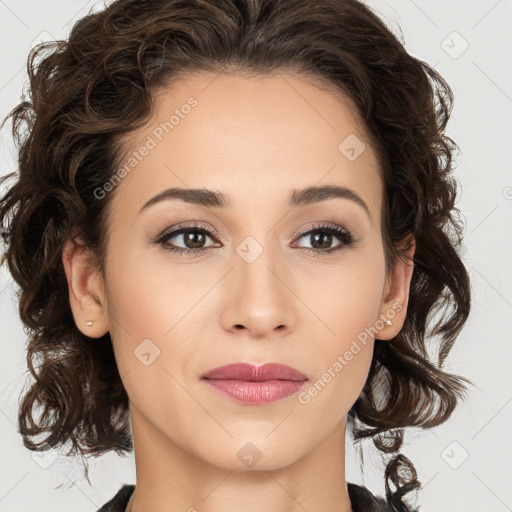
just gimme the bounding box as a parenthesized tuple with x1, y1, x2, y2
(95, 482, 407, 511)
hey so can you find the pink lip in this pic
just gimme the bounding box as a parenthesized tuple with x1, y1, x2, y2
(201, 363, 308, 405)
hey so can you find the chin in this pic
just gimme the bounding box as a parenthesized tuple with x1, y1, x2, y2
(195, 436, 306, 473)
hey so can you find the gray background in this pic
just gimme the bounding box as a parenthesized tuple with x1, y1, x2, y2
(1, 0, 511, 511)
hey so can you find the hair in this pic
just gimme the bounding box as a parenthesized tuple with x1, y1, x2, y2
(0, 0, 473, 510)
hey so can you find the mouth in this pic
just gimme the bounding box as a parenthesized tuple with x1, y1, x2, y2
(200, 362, 309, 405)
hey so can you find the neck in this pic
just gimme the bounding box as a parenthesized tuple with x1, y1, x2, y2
(126, 403, 354, 512)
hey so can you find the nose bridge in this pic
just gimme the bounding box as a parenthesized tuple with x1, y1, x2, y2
(235, 229, 282, 295)
(224, 226, 295, 333)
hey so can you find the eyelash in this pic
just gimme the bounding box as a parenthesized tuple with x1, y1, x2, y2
(153, 222, 356, 259)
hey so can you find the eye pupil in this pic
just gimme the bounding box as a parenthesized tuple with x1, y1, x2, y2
(311, 232, 333, 250)
(185, 231, 205, 249)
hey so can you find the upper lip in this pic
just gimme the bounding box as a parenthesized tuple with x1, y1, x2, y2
(201, 362, 308, 382)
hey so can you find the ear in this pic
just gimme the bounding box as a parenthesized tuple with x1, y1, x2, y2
(61, 237, 109, 339)
(374, 235, 416, 340)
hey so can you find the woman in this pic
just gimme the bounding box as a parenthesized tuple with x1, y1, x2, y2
(0, 0, 473, 511)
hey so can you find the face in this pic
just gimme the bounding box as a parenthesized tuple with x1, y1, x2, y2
(64, 72, 413, 472)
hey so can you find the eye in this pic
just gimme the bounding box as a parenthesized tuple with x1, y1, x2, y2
(153, 224, 220, 258)
(152, 222, 356, 258)
(291, 223, 355, 257)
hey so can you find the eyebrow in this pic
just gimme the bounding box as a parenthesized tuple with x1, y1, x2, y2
(138, 184, 371, 220)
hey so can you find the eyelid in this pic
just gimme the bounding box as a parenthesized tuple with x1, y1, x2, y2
(292, 222, 356, 248)
(294, 222, 344, 238)
(155, 221, 223, 242)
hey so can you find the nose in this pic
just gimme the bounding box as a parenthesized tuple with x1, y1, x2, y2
(220, 243, 297, 339)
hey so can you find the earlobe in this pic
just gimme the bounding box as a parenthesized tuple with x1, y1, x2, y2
(376, 236, 416, 340)
(61, 238, 109, 338)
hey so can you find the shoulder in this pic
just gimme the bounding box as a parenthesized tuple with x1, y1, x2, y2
(347, 482, 415, 512)
(95, 484, 135, 512)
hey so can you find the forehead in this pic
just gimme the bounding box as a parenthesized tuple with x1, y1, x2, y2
(112, 72, 383, 224)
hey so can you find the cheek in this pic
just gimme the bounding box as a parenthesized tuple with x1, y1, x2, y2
(297, 313, 376, 432)
(103, 264, 200, 420)
(104, 239, 184, 335)
(294, 255, 384, 414)
(103, 246, 211, 381)
(300, 255, 385, 341)
(102, 245, 169, 374)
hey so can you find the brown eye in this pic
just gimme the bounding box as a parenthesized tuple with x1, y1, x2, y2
(154, 225, 219, 257)
(292, 224, 355, 256)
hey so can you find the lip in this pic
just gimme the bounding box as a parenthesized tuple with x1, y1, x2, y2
(201, 362, 308, 381)
(201, 363, 309, 405)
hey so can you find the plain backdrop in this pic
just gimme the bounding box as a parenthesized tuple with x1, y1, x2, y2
(0, 1, 511, 511)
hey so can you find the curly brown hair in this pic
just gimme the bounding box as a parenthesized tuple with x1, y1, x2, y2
(0, 0, 473, 510)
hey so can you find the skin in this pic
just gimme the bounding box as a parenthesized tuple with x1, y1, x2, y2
(62, 72, 415, 512)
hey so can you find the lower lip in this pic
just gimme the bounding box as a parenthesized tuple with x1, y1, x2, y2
(202, 379, 307, 404)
